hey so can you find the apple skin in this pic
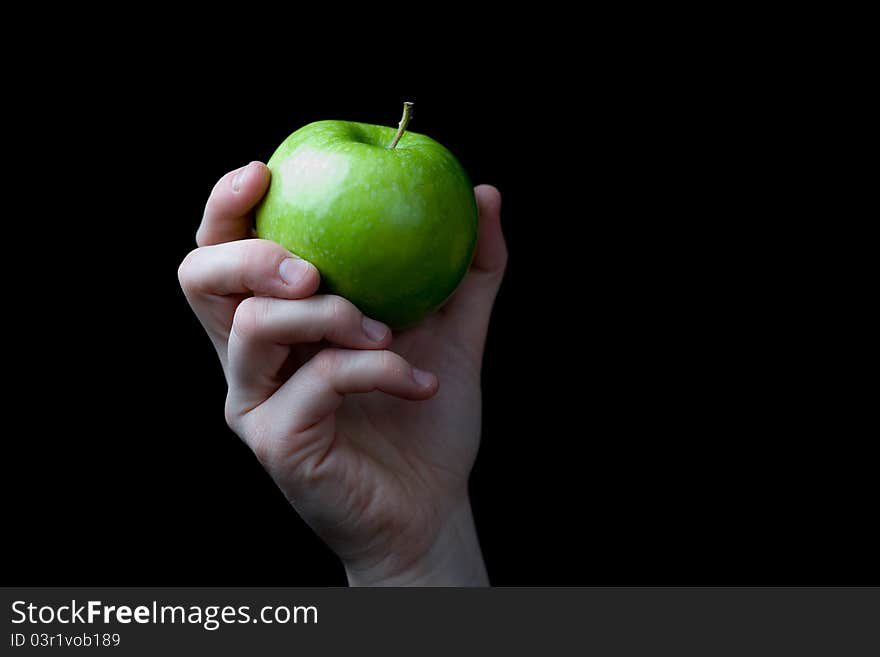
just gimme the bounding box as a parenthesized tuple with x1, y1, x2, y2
(255, 120, 478, 329)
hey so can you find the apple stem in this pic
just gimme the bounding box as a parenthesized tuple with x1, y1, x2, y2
(388, 101, 414, 149)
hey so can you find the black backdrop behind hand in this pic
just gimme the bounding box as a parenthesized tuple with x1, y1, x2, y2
(5, 61, 872, 586)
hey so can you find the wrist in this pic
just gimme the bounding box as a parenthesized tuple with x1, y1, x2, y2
(344, 497, 489, 587)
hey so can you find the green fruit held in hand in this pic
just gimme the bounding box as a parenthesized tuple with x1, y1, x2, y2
(255, 102, 478, 329)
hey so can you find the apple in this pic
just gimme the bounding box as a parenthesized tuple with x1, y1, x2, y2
(255, 102, 477, 328)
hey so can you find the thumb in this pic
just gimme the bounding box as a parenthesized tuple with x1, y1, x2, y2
(440, 185, 508, 351)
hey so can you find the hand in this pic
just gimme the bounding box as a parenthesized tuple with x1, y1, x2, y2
(178, 162, 507, 585)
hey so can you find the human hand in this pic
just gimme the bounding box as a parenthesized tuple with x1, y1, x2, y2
(178, 162, 507, 585)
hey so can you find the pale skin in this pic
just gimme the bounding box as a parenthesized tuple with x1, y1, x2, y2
(178, 161, 507, 586)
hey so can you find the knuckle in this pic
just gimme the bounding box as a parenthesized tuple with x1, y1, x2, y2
(325, 295, 355, 325)
(231, 296, 268, 342)
(177, 248, 201, 293)
(240, 239, 288, 289)
(241, 238, 277, 268)
(225, 398, 275, 466)
(223, 394, 243, 433)
(311, 347, 343, 378)
(204, 173, 230, 210)
(194, 223, 209, 247)
(486, 248, 508, 285)
(498, 244, 509, 271)
(379, 350, 404, 377)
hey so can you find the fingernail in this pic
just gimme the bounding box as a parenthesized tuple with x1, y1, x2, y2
(232, 165, 248, 193)
(361, 317, 389, 342)
(412, 368, 435, 388)
(279, 257, 311, 286)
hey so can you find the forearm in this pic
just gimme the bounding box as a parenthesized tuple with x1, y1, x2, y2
(345, 498, 489, 587)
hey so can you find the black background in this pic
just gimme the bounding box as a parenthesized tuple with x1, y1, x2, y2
(4, 47, 872, 586)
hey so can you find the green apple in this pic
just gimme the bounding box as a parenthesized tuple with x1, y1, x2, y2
(255, 102, 477, 328)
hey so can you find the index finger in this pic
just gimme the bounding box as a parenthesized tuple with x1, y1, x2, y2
(196, 161, 271, 246)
